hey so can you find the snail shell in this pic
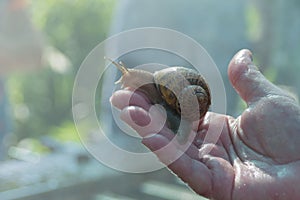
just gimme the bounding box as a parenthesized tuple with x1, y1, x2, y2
(154, 67, 211, 121)
(109, 58, 211, 142)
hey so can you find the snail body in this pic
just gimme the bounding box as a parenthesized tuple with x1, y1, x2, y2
(110, 58, 211, 143)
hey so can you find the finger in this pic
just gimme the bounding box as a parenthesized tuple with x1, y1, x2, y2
(201, 155, 234, 200)
(110, 89, 151, 111)
(142, 134, 212, 196)
(120, 105, 167, 137)
(228, 49, 289, 105)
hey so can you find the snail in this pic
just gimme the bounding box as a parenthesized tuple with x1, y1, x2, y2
(108, 58, 211, 143)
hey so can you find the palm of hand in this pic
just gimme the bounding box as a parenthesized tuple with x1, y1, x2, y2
(197, 93, 300, 200)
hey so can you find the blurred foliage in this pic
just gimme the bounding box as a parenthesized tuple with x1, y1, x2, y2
(7, 0, 116, 143)
(5, 0, 300, 145)
(245, 3, 262, 43)
(49, 120, 80, 143)
(30, 0, 115, 71)
(238, 0, 300, 113)
(16, 138, 50, 154)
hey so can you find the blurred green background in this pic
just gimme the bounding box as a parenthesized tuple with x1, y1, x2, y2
(6, 0, 300, 152)
(6, 0, 116, 150)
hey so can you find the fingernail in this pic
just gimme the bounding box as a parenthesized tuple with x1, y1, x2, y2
(235, 50, 253, 66)
(235, 50, 259, 71)
(121, 106, 151, 127)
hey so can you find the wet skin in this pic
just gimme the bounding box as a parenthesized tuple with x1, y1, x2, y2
(111, 49, 300, 200)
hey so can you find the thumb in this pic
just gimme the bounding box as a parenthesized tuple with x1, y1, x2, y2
(228, 49, 287, 105)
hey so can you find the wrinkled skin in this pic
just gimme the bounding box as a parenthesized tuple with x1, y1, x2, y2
(110, 49, 300, 200)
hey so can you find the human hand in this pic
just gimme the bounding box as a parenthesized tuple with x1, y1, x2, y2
(110, 49, 300, 200)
